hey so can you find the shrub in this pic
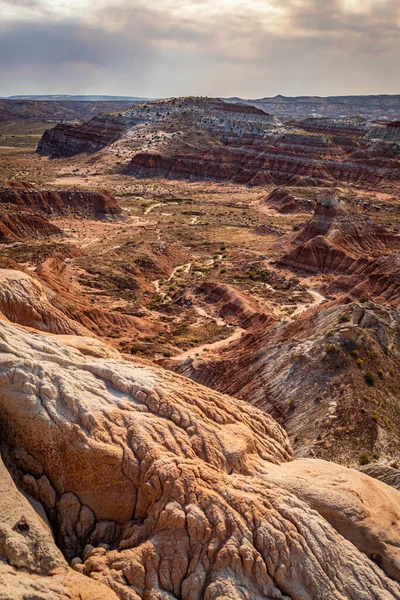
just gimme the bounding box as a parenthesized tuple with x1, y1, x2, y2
(364, 371, 375, 386)
(378, 369, 384, 379)
(338, 314, 351, 323)
(325, 344, 339, 353)
(351, 349, 359, 357)
(356, 358, 364, 369)
(288, 397, 296, 409)
(358, 454, 370, 466)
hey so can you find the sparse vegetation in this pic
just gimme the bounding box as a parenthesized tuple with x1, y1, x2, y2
(338, 313, 351, 323)
(364, 371, 375, 387)
(358, 454, 370, 466)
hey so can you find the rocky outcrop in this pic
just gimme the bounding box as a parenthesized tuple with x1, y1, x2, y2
(123, 147, 331, 186)
(37, 97, 278, 159)
(263, 187, 315, 213)
(0, 456, 118, 600)
(35, 258, 161, 339)
(292, 192, 395, 251)
(280, 192, 397, 267)
(0, 207, 62, 243)
(279, 193, 400, 300)
(168, 301, 400, 466)
(330, 252, 400, 303)
(124, 142, 400, 188)
(2, 320, 400, 598)
(0, 185, 122, 219)
(37, 116, 128, 157)
(0, 269, 90, 336)
(359, 463, 400, 491)
(0, 266, 160, 353)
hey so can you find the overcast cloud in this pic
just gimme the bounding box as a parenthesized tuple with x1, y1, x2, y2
(0, 0, 399, 97)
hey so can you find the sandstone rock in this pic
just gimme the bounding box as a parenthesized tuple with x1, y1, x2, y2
(359, 463, 400, 491)
(0, 268, 90, 336)
(0, 456, 118, 600)
(1, 319, 400, 598)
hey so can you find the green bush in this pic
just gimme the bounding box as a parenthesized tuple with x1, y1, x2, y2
(358, 454, 370, 466)
(364, 371, 375, 387)
(325, 344, 339, 354)
(338, 314, 351, 323)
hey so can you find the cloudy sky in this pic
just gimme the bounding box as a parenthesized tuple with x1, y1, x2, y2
(0, 0, 399, 98)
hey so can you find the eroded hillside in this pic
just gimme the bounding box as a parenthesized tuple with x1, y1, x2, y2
(1, 94, 400, 599)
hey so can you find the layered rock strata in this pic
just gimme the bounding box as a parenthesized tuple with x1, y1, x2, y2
(2, 320, 400, 599)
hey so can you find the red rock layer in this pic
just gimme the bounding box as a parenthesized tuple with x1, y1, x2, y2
(124, 146, 400, 187)
(37, 115, 128, 157)
(279, 195, 400, 300)
(35, 258, 161, 339)
(0, 207, 62, 244)
(264, 187, 315, 213)
(36, 97, 400, 189)
(0, 187, 122, 219)
(177, 281, 271, 329)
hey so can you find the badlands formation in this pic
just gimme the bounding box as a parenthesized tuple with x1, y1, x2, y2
(2, 307, 400, 599)
(37, 97, 400, 188)
(1, 95, 400, 598)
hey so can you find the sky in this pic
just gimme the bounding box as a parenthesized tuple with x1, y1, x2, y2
(0, 0, 399, 98)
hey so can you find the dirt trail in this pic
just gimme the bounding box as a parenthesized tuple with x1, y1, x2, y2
(145, 203, 164, 215)
(173, 325, 245, 361)
(286, 288, 326, 321)
(81, 237, 100, 248)
(152, 262, 192, 295)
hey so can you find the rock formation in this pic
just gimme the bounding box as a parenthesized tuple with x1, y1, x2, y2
(168, 300, 400, 466)
(37, 97, 400, 190)
(0, 456, 118, 599)
(0, 262, 160, 343)
(263, 187, 315, 213)
(0, 206, 62, 244)
(175, 281, 271, 328)
(279, 192, 400, 300)
(37, 116, 129, 157)
(0, 185, 122, 220)
(0, 269, 90, 336)
(2, 319, 400, 598)
(359, 463, 400, 491)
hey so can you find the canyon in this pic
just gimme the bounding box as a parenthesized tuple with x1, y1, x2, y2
(1, 94, 400, 599)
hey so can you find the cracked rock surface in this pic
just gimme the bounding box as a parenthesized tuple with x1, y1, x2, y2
(1, 319, 400, 599)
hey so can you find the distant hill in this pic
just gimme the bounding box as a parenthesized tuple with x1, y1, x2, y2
(0, 98, 137, 134)
(4, 95, 154, 102)
(225, 94, 400, 120)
